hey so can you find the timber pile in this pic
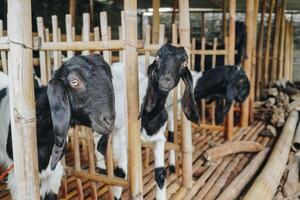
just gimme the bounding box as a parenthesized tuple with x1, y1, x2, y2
(256, 79, 300, 137)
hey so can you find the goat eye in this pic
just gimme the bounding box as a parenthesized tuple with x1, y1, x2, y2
(70, 79, 80, 87)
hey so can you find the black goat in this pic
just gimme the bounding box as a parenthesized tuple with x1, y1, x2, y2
(194, 66, 250, 124)
(194, 21, 247, 71)
(139, 44, 199, 200)
(0, 54, 115, 200)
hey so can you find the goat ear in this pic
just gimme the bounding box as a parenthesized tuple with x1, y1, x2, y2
(47, 79, 71, 170)
(139, 80, 158, 119)
(176, 47, 188, 64)
(180, 67, 200, 124)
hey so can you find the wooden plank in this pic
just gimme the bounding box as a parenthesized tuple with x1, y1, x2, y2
(152, 0, 160, 43)
(82, 13, 90, 56)
(51, 15, 59, 70)
(7, 0, 40, 198)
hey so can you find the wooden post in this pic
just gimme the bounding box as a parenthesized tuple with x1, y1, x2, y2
(271, 1, 281, 81)
(124, 0, 143, 198)
(66, 14, 75, 58)
(152, 0, 160, 44)
(277, 0, 287, 79)
(284, 21, 291, 79)
(263, 0, 275, 86)
(241, 0, 254, 128)
(45, 28, 51, 80)
(289, 22, 294, 80)
(256, 0, 267, 100)
(201, 12, 205, 38)
(222, 0, 228, 41)
(37, 17, 48, 85)
(51, 15, 59, 70)
(82, 13, 90, 56)
(94, 27, 100, 55)
(89, 0, 94, 28)
(7, 0, 40, 199)
(200, 37, 206, 124)
(0, 20, 7, 74)
(69, 0, 76, 26)
(100, 12, 111, 64)
(225, 0, 236, 140)
(179, 0, 193, 188)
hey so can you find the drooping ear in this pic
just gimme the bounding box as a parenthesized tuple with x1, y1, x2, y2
(235, 73, 250, 102)
(47, 79, 71, 170)
(176, 47, 188, 64)
(139, 79, 158, 119)
(180, 67, 200, 124)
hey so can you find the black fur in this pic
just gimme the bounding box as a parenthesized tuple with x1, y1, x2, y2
(194, 66, 250, 124)
(169, 165, 176, 174)
(97, 134, 109, 155)
(44, 192, 57, 200)
(155, 167, 167, 189)
(0, 88, 7, 103)
(5, 54, 115, 175)
(194, 21, 247, 71)
(167, 131, 174, 143)
(114, 166, 126, 179)
(97, 167, 107, 175)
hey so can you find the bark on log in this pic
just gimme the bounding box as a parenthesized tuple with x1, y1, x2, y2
(244, 111, 299, 200)
(217, 148, 270, 200)
(204, 141, 263, 161)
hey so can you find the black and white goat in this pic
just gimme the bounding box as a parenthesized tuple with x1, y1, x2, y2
(194, 65, 250, 124)
(94, 44, 199, 200)
(0, 54, 115, 200)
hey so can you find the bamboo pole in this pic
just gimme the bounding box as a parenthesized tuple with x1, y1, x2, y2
(191, 38, 195, 70)
(51, 15, 59, 70)
(271, 1, 282, 81)
(263, 0, 275, 86)
(204, 141, 263, 161)
(179, 0, 193, 189)
(172, 23, 180, 174)
(241, 0, 253, 128)
(57, 28, 62, 66)
(0, 20, 7, 74)
(69, 0, 76, 26)
(94, 27, 100, 54)
(45, 28, 51, 80)
(152, 0, 160, 44)
(100, 12, 111, 64)
(289, 22, 294, 80)
(66, 14, 75, 58)
(124, 0, 143, 198)
(283, 155, 299, 197)
(256, 0, 267, 100)
(89, 0, 94, 28)
(278, 0, 287, 79)
(73, 128, 84, 200)
(211, 38, 217, 125)
(7, 0, 40, 198)
(217, 147, 270, 200)
(82, 13, 90, 56)
(200, 37, 206, 124)
(225, 0, 236, 140)
(244, 111, 299, 200)
(201, 12, 205, 38)
(284, 21, 291, 79)
(86, 130, 97, 200)
(107, 135, 114, 199)
(222, 0, 228, 41)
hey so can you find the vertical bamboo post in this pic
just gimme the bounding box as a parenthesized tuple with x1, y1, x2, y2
(73, 127, 84, 200)
(0, 20, 7, 74)
(211, 38, 218, 125)
(45, 28, 51, 80)
(86, 129, 97, 200)
(223, 0, 228, 41)
(108, 26, 113, 63)
(100, 12, 111, 64)
(159, 24, 165, 46)
(51, 15, 59, 70)
(7, 0, 40, 199)
(82, 13, 90, 56)
(172, 23, 180, 174)
(249, 0, 259, 122)
(191, 38, 196, 70)
(124, 0, 143, 198)
(225, 0, 236, 140)
(66, 14, 75, 58)
(200, 37, 206, 124)
(278, 0, 287, 79)
(89, 0, 94, 28)
(289, 22, 294, 80)
(152, 0, 160, 44)
(179, 0, 193, 188)
(120, 11, 125, 63)
(284, 21, 290, 79)
(263, 0, 275, 86)
(107, 135, 114, 199)
(57, 28, 62, 66)
(271, 1, 281, 81)
(144, 24, 151, 70)
(241, 0, 254, 128)
(69, 0, 76, 26)
(94, 27, 100, 54)
(256, 0, 267, 100)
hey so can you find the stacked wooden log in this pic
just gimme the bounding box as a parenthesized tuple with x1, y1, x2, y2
(256, 79, 300, 137)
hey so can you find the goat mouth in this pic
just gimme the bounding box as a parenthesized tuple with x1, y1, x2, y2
(159, 86, 172, 93)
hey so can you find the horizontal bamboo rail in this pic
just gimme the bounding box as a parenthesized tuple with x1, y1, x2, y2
(142, 141, 180, 151)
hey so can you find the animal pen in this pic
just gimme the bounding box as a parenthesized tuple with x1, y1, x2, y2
(0, 0, 299, 200)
